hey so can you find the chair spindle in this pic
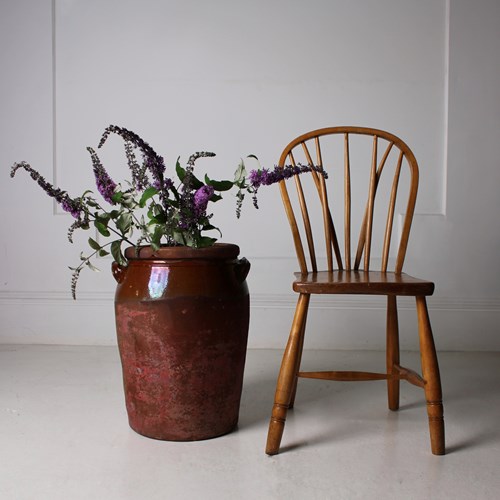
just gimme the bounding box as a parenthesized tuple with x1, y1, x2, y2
(354, 140, 394, 270)
(290, 151, 318, 272)
(344, 133, 352, 270)
(364, 136, 379, 270)
(381, 150, 404, 272)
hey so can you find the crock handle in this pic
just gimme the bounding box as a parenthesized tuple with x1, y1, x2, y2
(112, 261, 127, 284)
(235, 257, 251, 283)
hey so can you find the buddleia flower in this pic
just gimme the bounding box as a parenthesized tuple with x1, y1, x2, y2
(87, 147, 117, 204)
(67, 215, 89, 244)
(10, 162, 83, 218)
(124, 140, 149, 190)
(193, 185, 215, 215)
(70, 268, 81, 300)
(98, 125, 169, 191)
(184, 151, 215, 189)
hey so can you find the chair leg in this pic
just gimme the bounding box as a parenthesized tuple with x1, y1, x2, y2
(266, 293, 310, 455)
(288, 308, 308, 409)
(416, 296, 445, 455)
(386, 295, 400, 410)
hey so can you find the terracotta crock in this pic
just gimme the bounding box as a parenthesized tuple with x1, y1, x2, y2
(112, 243, 250, 441)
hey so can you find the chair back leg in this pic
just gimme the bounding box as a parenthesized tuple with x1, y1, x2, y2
(386, 295, 400, 410)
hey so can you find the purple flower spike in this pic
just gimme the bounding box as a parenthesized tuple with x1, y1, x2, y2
(249, 163, 327, 191)
(163, 178, 174, 191)
(87, 147, 117, 204)
(99, 125, 166, 191)
(10, 161, 82, 219)
(60, 198, 83, 219)
(193, 185, 214, 214)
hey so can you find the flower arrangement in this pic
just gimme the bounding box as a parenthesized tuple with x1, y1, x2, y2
(10, 125, 326, 298)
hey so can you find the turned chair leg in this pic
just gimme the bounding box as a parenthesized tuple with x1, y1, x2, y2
(266, 293, 310, 455)
(386, 295, 400, 411)
(416, 296, 445, 455)
(288, 310, 308, 409)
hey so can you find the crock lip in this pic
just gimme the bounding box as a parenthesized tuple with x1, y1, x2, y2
(124, 243, 240, 260)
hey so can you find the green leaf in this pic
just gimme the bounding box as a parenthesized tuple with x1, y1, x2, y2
(172, 230, 189, 246)
(86, 260, 100, 272)
(98, 249, 110, 257)
(88, 237, 101, 251)
(148, 204, 161, 217)
(95, 212, 111, 222)
(176, 159, 186, 182)
(197, 236, 217, 248)
(139, 187, 158, 208)
(94, 220, 110, 237)
(120, 193, 135, 208)
(110, 240, 126, 266)
(111, 191, 123, 203)
(176, 159, 203, 189)
(165, 198, 179, 208)
(234, 160, 247, 187)
(116, 213, 133, 235)
(210, 193, 222, 202)
(149, 225, 166, 251)
(204, 174, 234, 192)
(247, 154, 259, 160)
(148, 213, 168, 225)
(170, 184, 180, 202)
(190, 175, 204, 190)
(85, 199, 99, 208)
(202, 223, 222, 238)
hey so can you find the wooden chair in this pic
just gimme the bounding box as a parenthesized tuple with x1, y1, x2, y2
(265, 127, 445, 456)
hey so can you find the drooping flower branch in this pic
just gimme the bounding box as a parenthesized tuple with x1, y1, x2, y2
(10, 162, 83, 219)
(98, 124, 168, 192)
(248, 164, 327, 190)
(10, 125, 327, 298)
(235, 161, 328, 211)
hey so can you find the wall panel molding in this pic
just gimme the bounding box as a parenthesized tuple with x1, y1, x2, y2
(1, 290, 498, 313)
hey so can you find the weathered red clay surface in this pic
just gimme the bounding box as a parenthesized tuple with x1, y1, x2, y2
(113, 244, 250, 440)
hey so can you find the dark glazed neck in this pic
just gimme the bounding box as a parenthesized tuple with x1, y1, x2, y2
(124, 243, 240, 261)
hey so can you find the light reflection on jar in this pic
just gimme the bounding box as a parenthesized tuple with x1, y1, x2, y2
(148, 267, 169, 299)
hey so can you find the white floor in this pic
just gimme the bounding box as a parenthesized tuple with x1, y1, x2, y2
(1, 346, 499, 500)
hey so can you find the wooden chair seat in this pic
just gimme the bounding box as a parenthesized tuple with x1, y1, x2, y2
(293, 271, 435, 296)
(265, 127, 445, 457)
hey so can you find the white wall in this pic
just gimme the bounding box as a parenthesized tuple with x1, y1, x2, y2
(1, 0, 499, 350)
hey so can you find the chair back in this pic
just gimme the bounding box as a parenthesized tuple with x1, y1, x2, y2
(278, 127, 419, 274)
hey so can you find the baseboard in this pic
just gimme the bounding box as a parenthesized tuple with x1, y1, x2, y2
(1, 290, 499, 350)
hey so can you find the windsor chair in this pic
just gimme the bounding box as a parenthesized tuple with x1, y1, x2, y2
(265, 127, 445, 456)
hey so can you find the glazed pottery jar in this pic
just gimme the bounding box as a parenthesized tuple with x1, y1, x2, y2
(112, 243, 250, 441)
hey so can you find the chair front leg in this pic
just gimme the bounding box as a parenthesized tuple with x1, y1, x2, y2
(387, 295, 400, 410)
(266, 293, 310, 455)
(416, 296, 445, 455)
(288, 306, 309, 409)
